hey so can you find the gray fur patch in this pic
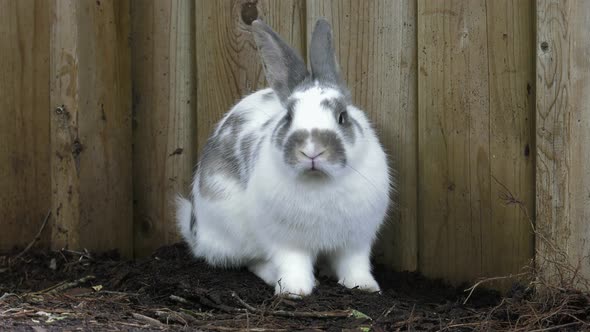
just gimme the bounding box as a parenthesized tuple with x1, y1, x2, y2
(188, 191, 197, 232)
(261, 90, 276, 102)
(321, 98, 356, 143)
(197, 112, 269, 199)
(255, 137, 265, 162)
(350, 117, 364, 135)
(320, 98, 346, 118)
(198, 113, 245, 199)
(261, 118, 274, 130)
(283, 130, 310, 165)
(285, 98, 297, 114)
(239, 133, 259, 184)
(272, 99, 296, 147)
(189, 211, 196, 231)
(311, 129, 347, 166)
(199, 138, 241, 199)
(272, 117, 291, 147)
(219, 113, 246, 136)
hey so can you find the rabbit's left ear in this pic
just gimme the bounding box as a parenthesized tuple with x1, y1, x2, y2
(251, 20, 309, 103)
(310, 19, 344, 89)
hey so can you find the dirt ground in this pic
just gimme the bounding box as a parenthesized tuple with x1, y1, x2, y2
(1, 243, 589, 331)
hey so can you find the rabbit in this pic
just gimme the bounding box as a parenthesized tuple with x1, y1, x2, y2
(176, 18, 391, 297)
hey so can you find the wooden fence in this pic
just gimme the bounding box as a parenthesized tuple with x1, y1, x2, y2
(1, 0, 588, 288)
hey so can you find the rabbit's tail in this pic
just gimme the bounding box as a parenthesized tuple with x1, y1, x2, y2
(176, 195, 196, 248)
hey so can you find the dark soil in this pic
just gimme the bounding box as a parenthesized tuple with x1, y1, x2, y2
(1, 243, 588, 331)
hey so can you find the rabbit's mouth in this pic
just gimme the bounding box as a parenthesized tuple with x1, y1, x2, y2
(299, 168, 330, 181)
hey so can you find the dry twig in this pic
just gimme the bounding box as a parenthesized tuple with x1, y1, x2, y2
(169, 294, 190, 305)
(463, 272, 529, 304)
(131, 312, 165, 327)
(0, 293, 20, 302)
(526, 321, 582, 332)
(201, 325, 287, 332)
(231, 291, 353, 318)
(44, 275, 96, 294)
(11, 210, 51, 263)
(154, 309, 196, 325)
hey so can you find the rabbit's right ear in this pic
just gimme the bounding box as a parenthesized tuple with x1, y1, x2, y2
(251, 20, 309, 103)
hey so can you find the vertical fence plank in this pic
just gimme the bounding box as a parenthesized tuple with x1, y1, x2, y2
(417, 0, 490, 282)
(50, 0, 133, 256)
(306, 0, 418, 272)
(0, 0, 50, 251)
(417, 0, 535, 285)
(536, 0, 590, 286)
(131, 0, 196, 257)
(195, 0, 306, 154)
(486, 0, 535, 285)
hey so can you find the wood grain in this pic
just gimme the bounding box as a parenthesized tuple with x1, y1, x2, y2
(306, 0, 418, 272)
(50, 0, 133, 256)
(5, 0, 589, 289)
(0, 0, 51, 251)
(417, 0, 535, 285)
(485, 0, 535, 287)
(536, 0, 590, 285)
(418, 0, 490, 282)
(195, 0, 306, 154)
(131, 0, 196, 257)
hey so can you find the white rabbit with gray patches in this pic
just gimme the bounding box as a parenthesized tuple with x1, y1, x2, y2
(177, 19, 391, 297)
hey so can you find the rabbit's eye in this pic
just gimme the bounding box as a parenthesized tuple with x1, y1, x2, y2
(338, 112, 348, 125)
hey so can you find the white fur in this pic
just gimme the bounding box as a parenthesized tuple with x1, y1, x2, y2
(177, 84, 391, 297)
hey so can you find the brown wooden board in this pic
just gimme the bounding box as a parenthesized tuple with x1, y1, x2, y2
(131, 0, 197, 257)
(50, 0, 133, 257)
(536, 0, 590, 286)
(0, 0, 51, 251)
(417, 0, 534, 286)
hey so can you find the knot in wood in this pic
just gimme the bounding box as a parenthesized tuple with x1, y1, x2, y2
(241, 1, 258, 25)
(72, 139, 83, 156)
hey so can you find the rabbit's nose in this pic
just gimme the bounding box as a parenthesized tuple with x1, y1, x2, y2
(299, 150, 326, 160)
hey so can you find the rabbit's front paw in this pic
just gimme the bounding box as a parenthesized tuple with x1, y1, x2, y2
(275, 275, 315, 298)
(339, 274, 380, 293)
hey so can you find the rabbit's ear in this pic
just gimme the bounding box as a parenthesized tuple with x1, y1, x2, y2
(310, 19, 344, 89)
(252, 20, 309, 103)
